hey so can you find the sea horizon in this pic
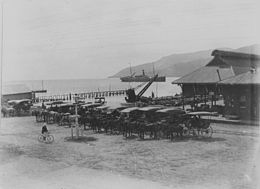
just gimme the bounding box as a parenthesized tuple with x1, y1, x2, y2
(3, 77, 181, 99)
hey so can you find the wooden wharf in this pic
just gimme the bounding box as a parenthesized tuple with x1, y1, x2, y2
(33, 89, 127, 103)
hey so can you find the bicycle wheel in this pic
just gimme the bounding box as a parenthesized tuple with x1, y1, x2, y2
(38, 135, 44, 142)
(201, 126, 213, 138)
(46, 135, 54, 143)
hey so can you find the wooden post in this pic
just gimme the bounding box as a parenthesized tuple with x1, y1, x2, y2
(204, 93, 207, 105)
(181, 85, 185, 110)
(71, 126, 73, 139)
(75, 94, 79, 139)
(182, 95, 185, 110)
(192, 84, 197, 109)
(211, 94, 214, 108)
(193, 95, 196, 111)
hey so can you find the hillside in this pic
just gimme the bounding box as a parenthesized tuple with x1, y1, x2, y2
(111, 44, 260, 78)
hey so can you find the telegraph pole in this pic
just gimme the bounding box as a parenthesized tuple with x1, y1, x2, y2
(75, 94, 79, 139)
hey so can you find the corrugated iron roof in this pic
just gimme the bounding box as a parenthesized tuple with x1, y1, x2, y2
(2, 84, 31, 95)
(207, 56, 258, 68)
(212, 50, 260, 60)
(172, 50, 260, 85)
(172, 66, 234, 84)
(218, 70, 260, 85)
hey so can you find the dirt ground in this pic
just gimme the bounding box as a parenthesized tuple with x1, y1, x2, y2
(0, 116, 259, 189)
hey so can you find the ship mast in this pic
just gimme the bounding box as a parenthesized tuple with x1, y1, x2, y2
(152, 63, 155, 76)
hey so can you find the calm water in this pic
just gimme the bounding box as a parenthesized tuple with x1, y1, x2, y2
(4, 77, 181, 103)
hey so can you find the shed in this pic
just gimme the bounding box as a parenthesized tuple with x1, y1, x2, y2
(2, 84, 32, 102)
(218, 69, 260, 120)
(171, 50, 260, 113)
(173, 50, 260, 85)
(172, 50, 260, 95)
(219, 69, 260, 85)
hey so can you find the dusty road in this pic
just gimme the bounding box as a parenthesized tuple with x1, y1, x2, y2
(0, 116, 259, 189)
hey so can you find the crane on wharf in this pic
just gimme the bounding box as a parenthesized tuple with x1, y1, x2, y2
(125, 74, 159, 103)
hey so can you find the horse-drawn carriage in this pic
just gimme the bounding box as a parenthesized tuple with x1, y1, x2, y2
(120, 107, 142, 137)
(119, 106, 214, 140)
(88, 105, 123, 133)
(1, 106, 15, 117)
(58, 113, 71, 126)
(32, 97, 214, 140)
(135, 106, 163, 139)
(184, 111, 214, 138)
(2, 99, 32, 117)
(155, 107, 188, 140)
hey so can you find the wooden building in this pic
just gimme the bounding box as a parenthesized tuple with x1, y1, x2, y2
(172, 50, 260, 119)
(173, 50, 260, 96)
(218, 69, 260, 120)
(2, 84, 33, 102)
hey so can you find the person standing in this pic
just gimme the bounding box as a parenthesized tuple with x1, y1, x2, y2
(151, 91, 155, 98)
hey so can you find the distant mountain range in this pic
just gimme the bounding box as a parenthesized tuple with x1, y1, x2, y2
(111, 44, 260, 78)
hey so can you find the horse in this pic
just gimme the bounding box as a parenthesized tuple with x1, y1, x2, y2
(1, 106, 15, 117)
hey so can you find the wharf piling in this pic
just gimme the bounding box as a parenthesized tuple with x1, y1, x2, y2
(34, 89, 127, 103)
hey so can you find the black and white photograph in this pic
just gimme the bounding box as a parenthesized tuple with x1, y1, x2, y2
(0, 0, 260, 188)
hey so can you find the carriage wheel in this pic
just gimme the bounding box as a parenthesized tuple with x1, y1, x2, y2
(182, 127, 190, 137)
(114, 130, 120, 135)
(201, 126, 213, 138)
(169, 130, 178, 141)
(184, 120, 192, 129)
(157, 130, 164, 139)
(189, 128, 199, 137)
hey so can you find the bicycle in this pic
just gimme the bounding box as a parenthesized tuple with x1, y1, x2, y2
(38, 132, 54, 143)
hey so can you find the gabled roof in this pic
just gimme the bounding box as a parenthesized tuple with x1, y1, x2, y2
(218, 69, 260, 85)
(2, 84, 31, 95)
(138, 106, 163, 111)
(211, 50, 260, 70)
(207, 56, 254, 68)
(172, 50, 260, 85)
(172, 66, 234, 84)
(212, 50, 260, 60)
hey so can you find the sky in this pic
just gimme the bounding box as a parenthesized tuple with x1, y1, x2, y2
(1, 0, 260, 81)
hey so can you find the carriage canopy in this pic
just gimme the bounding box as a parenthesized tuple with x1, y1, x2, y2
(120, 107, 140, 113)
(156, 107, 185, 114)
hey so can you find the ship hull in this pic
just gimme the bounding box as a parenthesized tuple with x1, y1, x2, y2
(120, 76, 166, 82)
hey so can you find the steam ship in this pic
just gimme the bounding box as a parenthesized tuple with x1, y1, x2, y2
(120, 70, 166, 82)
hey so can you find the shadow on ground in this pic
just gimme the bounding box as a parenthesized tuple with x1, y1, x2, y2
(64, 136, 98, 143)
(123, 135, 139, 140)
(192, 137, 226, 142)
(0, 144, 25, 163)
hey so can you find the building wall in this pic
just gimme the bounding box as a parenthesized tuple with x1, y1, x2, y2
(182, 84, 220, 97)
(2, 92, 32, 102)
(222, 85, 260, 120)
